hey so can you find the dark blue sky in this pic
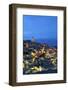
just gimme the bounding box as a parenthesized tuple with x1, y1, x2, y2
(23, 15, 57, 40)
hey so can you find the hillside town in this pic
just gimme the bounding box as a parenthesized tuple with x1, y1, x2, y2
(23, 37, 57, 74)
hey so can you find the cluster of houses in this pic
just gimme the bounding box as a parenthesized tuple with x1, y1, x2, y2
(23, 37, 57, 74)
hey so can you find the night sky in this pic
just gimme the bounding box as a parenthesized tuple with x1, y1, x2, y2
(23, 15, 57, 40)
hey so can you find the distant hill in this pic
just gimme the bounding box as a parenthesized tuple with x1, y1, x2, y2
(23, 40, 49, 49)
